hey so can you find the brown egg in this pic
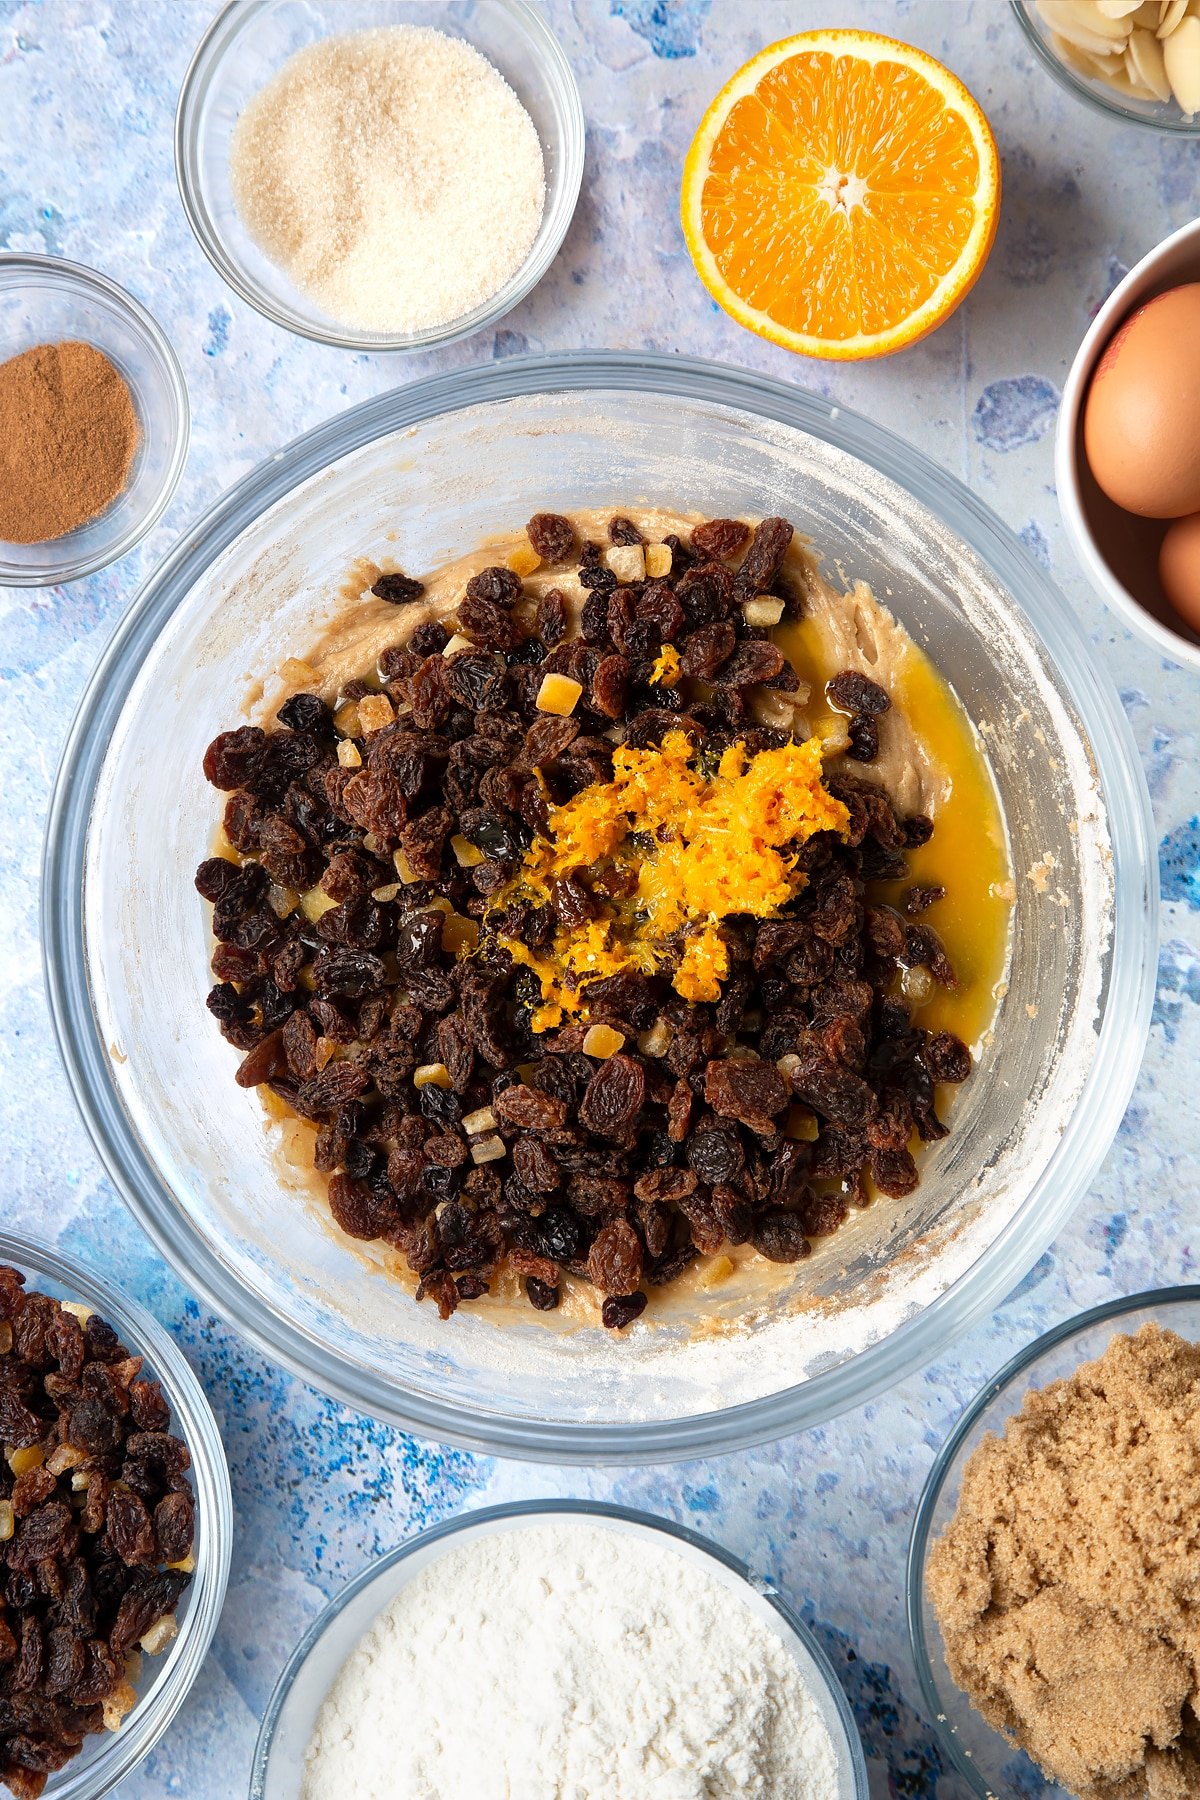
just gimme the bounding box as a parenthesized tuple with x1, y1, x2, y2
(1083, 283, 1200, 519)
(1158, 511, 1200, 635)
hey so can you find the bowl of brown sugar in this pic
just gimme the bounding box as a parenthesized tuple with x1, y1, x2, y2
(0, 254, 189, 586)
(909, 1287, 1200, 1800)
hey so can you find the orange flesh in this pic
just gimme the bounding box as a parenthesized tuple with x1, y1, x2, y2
(700, 50, 984, 341)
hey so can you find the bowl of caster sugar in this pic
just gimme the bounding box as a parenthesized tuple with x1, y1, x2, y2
(251, 1502, 868, 1800)
(176, 0, 584, 351)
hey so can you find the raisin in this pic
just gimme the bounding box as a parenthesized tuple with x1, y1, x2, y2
(870, 1146, 920, 1197)
(494, 1085, 567, 1132)
(410, 656, 452, 732)
(202, 725, 266, 790)
(704, 1058, 788, 1126)
(717, 640, 785, 687)
(459, 594, 524, 651)
(906, 884, 945, 915)
(750, 1211, 811, 1263)
(371, 571, 425, 604)
(679, 620, 736, 679)
(590, 654, 629, 720)
(277, 692, 329, 732)
(526, 514, 576, 564)
(578, 1055, 645, 1138)
(10, 1504, 78, 1571)
(466, 565, 523, 605)
(129, 1380, 170, 1434)
(602, 1291, 647, 1329)
(904, 814, 934, 847)
(922, 1031, 972, 1084)
(535, 588, 568, 648)
(107, 1491, 156, 1567)
(846, 713, 879, 762)
(826, 669, 891, 715)
(312, 949, 387, 1000)
(587, 1219, 643, 1294)
(526, 1277, 559, 1311)
(109, 1570, 189, 1658)
(607, 515, 642, 546)
(532, 1208, 584, 1264)
(691, 518, 751, 559)
(193, 856, 239, 902)
(409, 620, 449, 657)
(734, 516, 794, 595)
(523, 715, 579, 766)
(234, 1031, 286, 1089)
(686, 1124, 743, 1185)
(905, 924, 957, 988)
(11, 1470, 56, 1516)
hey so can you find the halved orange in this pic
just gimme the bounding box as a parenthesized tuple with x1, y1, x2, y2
(681, 30, 1001, 361)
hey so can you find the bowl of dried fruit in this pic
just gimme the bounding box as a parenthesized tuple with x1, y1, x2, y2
(43, 352, 1155, 1463)
(0, 1234, 230, 1798)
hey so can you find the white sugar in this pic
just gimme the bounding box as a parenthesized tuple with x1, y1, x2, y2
(230, 26, 546, 335)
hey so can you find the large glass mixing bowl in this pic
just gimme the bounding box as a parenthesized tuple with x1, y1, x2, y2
(42, 354, 1156, 1463)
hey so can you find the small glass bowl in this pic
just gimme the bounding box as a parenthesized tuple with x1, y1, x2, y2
(1012, 0, 1200, 133)
(0, 1231, 231, 1799)
(250, 1500, 869, 1800)
(175, 0, 585, 352)
(907, 1287, 1200, 1799)
(0, 255, 189, 587)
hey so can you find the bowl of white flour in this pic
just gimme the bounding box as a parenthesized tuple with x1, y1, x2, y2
(249, 1501, 867, 1800)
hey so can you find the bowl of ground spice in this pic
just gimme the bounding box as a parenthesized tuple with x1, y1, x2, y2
(0, 256, 189, 587)
(175, 0, 584, 351)
(909, 1287, 1200, 1800)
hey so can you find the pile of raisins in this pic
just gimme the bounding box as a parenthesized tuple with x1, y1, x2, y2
(197, 511, 971, 1331)
(0, 1266, 194, 1798)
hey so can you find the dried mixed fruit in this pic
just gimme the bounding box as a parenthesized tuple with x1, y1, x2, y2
(197, 510, 973, 1330)
(0, 1267, 194, 1798)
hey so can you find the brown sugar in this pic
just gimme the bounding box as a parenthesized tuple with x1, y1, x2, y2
(928, 1324, 1200, 1800)
(0, 339, 139, 543)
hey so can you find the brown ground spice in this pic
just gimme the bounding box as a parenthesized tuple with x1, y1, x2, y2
(928, 1324, 1200, 1800)
(0, 339, 139, 543)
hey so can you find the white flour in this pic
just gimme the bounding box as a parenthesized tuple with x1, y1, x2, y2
(301, 1520, 842, 1800)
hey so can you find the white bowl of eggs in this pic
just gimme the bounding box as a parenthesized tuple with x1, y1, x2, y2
(1057, 213, 1200, 672)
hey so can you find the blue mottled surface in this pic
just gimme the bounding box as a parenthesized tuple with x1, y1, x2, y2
(1, 1, 1198, 1794)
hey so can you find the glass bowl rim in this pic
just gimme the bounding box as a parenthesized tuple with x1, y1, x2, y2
(249, 1496, 869, 1800)
(905, 1282, 1200, 1798)
(173, 0, 586, 352)
(0, 253, 190, 588)
(1010, 0, 1200, 135)
(0, 1228, 233, 1798)
(40, 349, 1158, 1464)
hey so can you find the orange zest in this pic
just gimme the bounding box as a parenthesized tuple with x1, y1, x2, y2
(680, 30, 1001, 361)
(492, 728, 849, 1030)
